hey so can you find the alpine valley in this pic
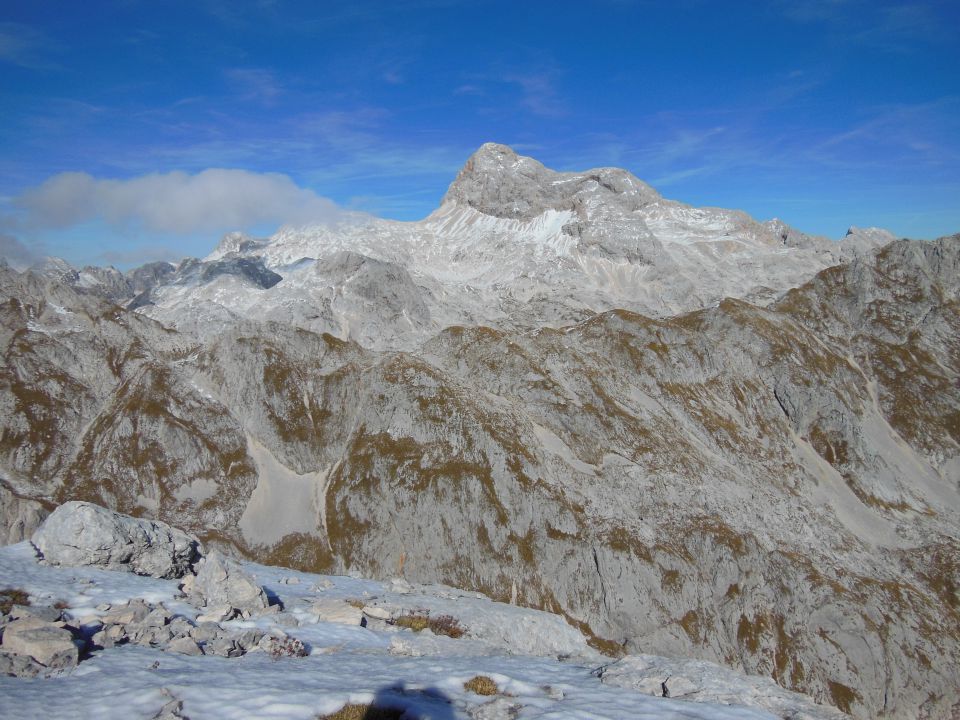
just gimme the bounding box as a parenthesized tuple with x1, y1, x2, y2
(2, 144, 958, 719)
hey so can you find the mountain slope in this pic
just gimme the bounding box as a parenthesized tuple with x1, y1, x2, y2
(0, 148, 956, 719)
(132, 143, 890, 349)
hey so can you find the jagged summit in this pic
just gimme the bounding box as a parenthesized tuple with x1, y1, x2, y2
(6, 144, 896, 350)
(442, 142, 661, 220)
(0, 146, 903, 353)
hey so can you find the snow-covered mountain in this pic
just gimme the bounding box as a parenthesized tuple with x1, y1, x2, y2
(1, 145, 957, 719)
(127, 143, 891, 349)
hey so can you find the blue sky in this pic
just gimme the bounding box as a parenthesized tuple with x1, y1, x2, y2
(1, 0, 958, 269)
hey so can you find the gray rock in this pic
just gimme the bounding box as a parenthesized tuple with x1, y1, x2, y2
(197, 257, 282, 290)
(468, 697, 521, 720)
(90, 629, 114, 649)
(166, 636, 203, 656)
(132, 625, 173, 647)
(102, 600, 151, 626)
(1, 618, 78, 668)
(31, 502, 200, 578)
(8, 604, 61, 623)
(190, 551, 268, 614)
(234, 629, 265, 652)
(142, 606, 172, 628)
(206, 637, 243, 658)
(602, 654, 849, 720)
(361, 605, 392, 621)
(195, 605, 235, 623)
(150, 693, 188, 720)
(168, 617, 195, 637)
(0, 649, 46, 678)
(0, 481, 49, 545)
(311, 600, 363, 626)
(104, 623, 128, 642)
(188, 623, 220, 645)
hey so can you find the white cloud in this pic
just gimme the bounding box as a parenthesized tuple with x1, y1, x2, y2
(0, 233, 41, 270)
(17, 169, 349, 235)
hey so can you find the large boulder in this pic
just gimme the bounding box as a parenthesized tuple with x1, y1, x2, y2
(0, 618, 78, 669)
(188, 550, 268, 614)
(31, 502, 199, 578)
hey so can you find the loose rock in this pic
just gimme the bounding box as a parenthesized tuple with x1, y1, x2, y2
(167, 636, 203, 657)
(1, 618, 79, 668)
(31, 502, 200, 579)
(189, 551, 268, 614)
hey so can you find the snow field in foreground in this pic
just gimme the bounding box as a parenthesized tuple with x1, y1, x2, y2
(0, 542, 777, 720)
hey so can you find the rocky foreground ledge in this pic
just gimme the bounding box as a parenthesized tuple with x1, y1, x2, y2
(0, 502, 847, 719)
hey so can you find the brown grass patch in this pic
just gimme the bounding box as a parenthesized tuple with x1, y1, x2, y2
(394, 614, 430, 632)
(317, 704, 404, 720)
(428, 614, 465, 639)
(463, 675, 498, 696)
(0, 588, 30, 614)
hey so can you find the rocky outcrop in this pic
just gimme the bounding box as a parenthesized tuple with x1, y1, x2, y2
(442, 142, 662, 220)
(600, 654, 849, 720)
(1, 617, 78, 669)
(86, 598, 275, 658)
(0, 595, 289, 678)
(185, 550, 269, 614)
(196, 257, 282, 289)
(0, 480, 50, 544)
(32, 501, 200, 578)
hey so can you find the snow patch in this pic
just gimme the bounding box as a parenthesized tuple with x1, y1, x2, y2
(238, 436, 325, 547)
(172, 477, 220, 505)
(531, 422, 597, 475)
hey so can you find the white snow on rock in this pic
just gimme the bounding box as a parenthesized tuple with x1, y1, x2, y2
(139, 143, 893, 351)
(600, 654, 849, 720)
(0, 541, 844, 720)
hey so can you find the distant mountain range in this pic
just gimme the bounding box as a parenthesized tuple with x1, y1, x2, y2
(2, 144, 957, 719)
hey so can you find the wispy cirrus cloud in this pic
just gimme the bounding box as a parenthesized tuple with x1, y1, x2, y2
(776, 0, 952, 50)
(776, 0, 852, 23)
(503, 72, 567, 117)
(0, 22, 59, 70)
(453, 68, 567, 117)
(225, 67, 284, 105)
(851, 3, 952, 50)
(814, 97, 960, 166)
(17, 169, 349, 235)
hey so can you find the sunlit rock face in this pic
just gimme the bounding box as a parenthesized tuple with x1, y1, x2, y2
(126, 143, 887, 350)
(1, 145, 957, 719)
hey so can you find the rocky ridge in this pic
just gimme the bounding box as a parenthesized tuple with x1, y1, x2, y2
(25, 144, 891, 351)
(1, 503, 848, 720)
(0, 146, 957, 719)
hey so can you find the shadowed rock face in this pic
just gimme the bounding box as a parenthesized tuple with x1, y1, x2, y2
(197, 258, 282, 289)
(0, 146, 957, 719)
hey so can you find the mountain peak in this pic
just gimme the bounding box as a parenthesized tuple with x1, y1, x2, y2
(442, 143, 660, 220)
